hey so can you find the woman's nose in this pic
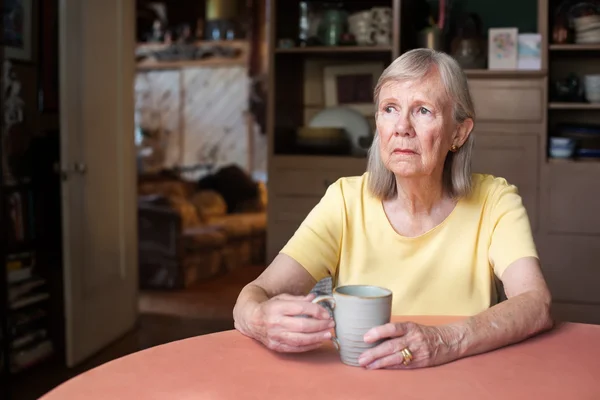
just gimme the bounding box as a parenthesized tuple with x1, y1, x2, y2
(393, 113, 414, 137)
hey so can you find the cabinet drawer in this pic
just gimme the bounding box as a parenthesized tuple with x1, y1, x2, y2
(270, 196, 321, 223)
(538, 235, 600, 304)
(551, 302, 600, 325)
(270, 168, 364, 197)
(548, 163, 600, 234)
(468, 79, 543, 123)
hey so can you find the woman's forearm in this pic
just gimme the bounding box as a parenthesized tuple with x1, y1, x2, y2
(442, 290, 553, 359)
(232, 283, 270, 338)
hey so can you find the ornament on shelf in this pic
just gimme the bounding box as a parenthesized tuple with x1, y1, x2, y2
(2, 60, 27, 184)
(3, 60, 25, 129)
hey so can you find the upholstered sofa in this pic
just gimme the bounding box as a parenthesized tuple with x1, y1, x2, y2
(137, 175, 266, 289)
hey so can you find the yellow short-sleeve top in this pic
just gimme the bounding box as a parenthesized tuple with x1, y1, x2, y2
(280, 173, 538, 316)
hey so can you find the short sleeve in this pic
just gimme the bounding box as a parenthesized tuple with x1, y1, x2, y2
(279, 180, 344, 282)
(488, 181, 539, 279)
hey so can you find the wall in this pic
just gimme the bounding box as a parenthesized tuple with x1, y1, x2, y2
(428, 0, 538, 33)
(135, 66, 267, 179)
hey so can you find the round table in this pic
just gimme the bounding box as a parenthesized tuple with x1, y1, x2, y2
(41, 316, 600, 399)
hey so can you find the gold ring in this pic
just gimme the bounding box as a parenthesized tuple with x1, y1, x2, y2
(400, 347, 413, 365)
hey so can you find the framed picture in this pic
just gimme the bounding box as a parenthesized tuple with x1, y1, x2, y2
(488, 27, 518, 70)
(323, 63, 384, 115)
(517, 33, 542, 70)
(3, 0, 35, 62)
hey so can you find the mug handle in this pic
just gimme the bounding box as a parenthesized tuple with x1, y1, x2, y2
(312, 295, 340, 351)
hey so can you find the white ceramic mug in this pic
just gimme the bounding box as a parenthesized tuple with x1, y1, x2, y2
(312, 285, 392, 367)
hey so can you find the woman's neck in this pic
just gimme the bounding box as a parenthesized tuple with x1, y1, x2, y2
(394, 174, 448, 216)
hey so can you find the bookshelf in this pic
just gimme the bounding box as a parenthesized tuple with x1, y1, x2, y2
(1, 61, 59, 389)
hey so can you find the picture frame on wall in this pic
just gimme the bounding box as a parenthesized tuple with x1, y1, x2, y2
(3, 0, 35, 62)
(323, 63, 385, 116)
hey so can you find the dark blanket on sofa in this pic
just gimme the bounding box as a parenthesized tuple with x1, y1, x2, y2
(197, 165, 258, 213)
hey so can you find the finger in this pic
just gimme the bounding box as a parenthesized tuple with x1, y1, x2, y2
(276, 329, 332, 348)
(283, 315, 335, 333)
(357, 337, 407, 367)
(281, 301, 332, 320)
(364, 322, 410, 343)
(304, 292, 317, 301)
(274, 293, 314, 301)
(364, 349, 410, 370)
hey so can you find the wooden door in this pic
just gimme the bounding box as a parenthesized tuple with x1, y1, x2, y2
(60, 0, 137, 367)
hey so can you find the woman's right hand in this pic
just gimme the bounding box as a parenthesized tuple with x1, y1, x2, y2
(250, 293, 335, 353)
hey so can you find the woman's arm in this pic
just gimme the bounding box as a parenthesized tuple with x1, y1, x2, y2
(447, 256, 552, 359)
(358, 256, 553, 369)
(233, 254, 334, 352)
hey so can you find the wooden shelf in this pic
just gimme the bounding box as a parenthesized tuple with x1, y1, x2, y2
(549, 44, 600, 51)
(137, 58, 247, 71)
(464, 69, 547, 78)
(136, 40, 248, 55)
(136, 39, 249, 71)
(272, 154, 367, 170)
(275, 46, 392, 54)
(548, 158, 600, 164)
(548, 102, 600, 110)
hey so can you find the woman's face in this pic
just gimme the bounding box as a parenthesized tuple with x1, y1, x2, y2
(375, 70, 472, 180)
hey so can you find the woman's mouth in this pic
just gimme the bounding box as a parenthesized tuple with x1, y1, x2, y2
(392, 148, 417, 155)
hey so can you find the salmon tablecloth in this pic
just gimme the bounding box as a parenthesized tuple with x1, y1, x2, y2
(41, 316, 600, 399)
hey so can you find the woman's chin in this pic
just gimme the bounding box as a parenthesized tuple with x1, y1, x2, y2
(386, 162, 421, 177)
(390, 168, 421, 178)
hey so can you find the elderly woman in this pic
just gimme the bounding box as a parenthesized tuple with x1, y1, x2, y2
(233, 48, 553, 369)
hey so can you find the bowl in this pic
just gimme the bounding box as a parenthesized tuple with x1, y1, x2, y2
(549, 137, 576, 158)
(549, 147, 575, 158)
(550, 137, 575, 147)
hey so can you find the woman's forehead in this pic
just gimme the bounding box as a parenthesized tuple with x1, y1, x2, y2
(379, 74, 448, 105)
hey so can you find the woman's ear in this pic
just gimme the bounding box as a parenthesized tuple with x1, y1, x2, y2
(454, 118, 474, 147)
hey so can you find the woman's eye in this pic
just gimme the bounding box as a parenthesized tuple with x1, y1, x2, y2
(418, 107, 431, 115)
(384, 106, 395, 113)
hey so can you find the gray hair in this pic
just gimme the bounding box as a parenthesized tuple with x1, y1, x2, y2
(367, 48, 476, 200)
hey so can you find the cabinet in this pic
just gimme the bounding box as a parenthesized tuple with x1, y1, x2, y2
(469, 79, 545, 124)
(539, 0, 600, 323)
(472, 134, 540, 231)
(264, 0, 600, 324)
(267, 155, 366, 261)
(466, 76, 545, 233)
(547, 162, 600, 235)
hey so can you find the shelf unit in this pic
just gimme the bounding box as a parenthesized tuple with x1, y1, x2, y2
(546, 0, 600, 163)
(1, 133, 62, 392)
(534, 0, 600, 324)
(268, 0, 401, 160)
(266, 0, 550, 160)
(0, 181, 56, 379)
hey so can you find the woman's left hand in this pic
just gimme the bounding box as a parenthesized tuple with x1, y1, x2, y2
(357, 322, 462, 369)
